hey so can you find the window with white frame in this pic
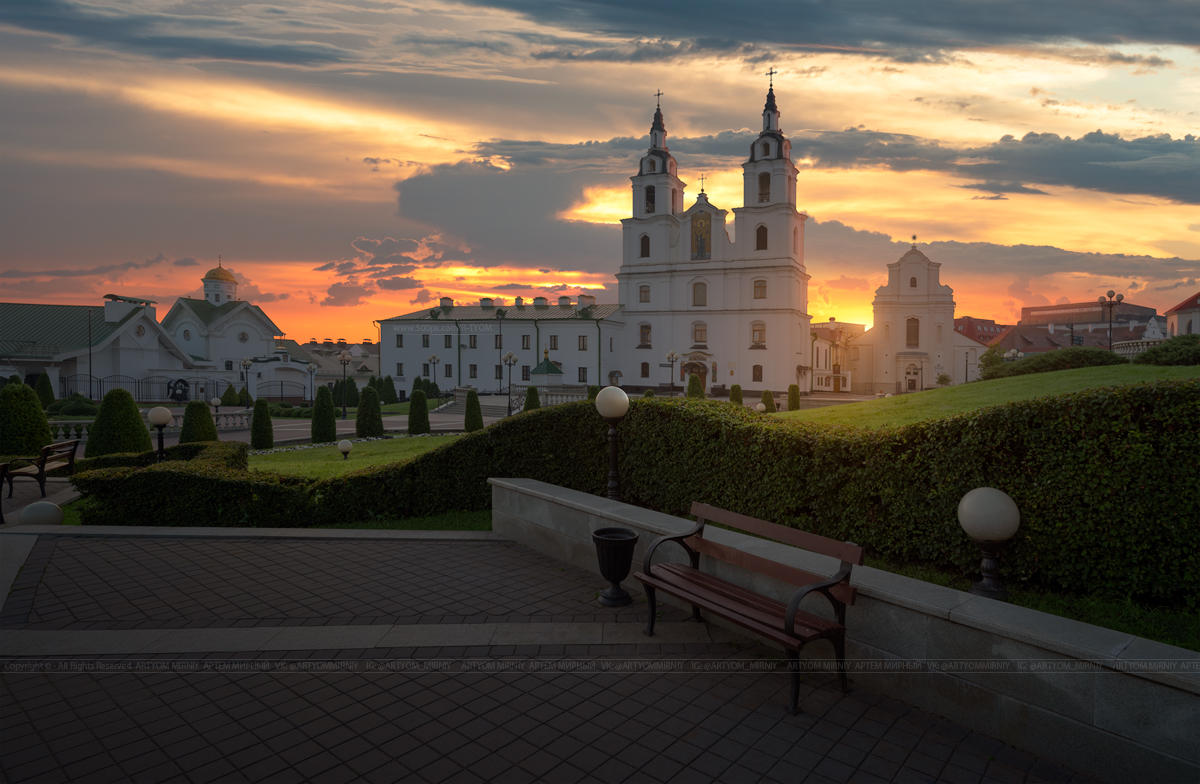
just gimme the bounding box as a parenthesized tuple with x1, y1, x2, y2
(693, 282, 707, 307)
(396, 363, 403, 376)
(469, 334, 477, 348)
(422, 334, 430, 348)
(578, 335, 587, 351)
(578, 367, 587, 383)
(753, 280, 766, 299)
(549, 335, 558, 350)
(444, 335, 452, 349)
(639, 324, 651, 344)
(396, 334, 403, 348)
(639, 285, 650, 303)
(522, 335, 530, 350)
(469, 365, 477, 378)
(693, 323, 707, 343)
(521, 366, 530, 380)
(752, 323, 766, 345)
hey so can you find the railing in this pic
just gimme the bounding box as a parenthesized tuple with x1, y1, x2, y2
(48, 410, 254, 443)
(59, 375, 229, 403)
(508, 384, 589, 411)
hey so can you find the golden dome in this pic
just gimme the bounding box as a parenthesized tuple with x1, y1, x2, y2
(203, 263, 236, 283)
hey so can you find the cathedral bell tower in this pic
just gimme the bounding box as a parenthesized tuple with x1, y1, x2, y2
(630, 98, 687, 220)
(742, 81, 798, 208)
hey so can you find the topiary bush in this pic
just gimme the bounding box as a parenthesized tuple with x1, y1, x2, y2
(686, 374, 704, 399)
(587, 385, 600, 400)
(730, 384, 742, 405)
(342, 377, 360, 408)
(238, 386, 252, 408)
(382, 376, 399, 405)
(429, 381, 441, 400)
(220, 384, 240, 407)
(7, 374, 22, 387)
(85, 389, 152, 457)
(643, 389, 655, 398)
(356, 387, 384, 438)
(412, 377, 423, 400)
(251, 399, 274, 450)
(0, 383, 52, 456)
(760, 389, 776, 413)
(59, 397, 99, 417)
(35, 373, 54, 409)
(1133, 334, 1200, 366)
(408, 390, 430, 435)
(980, 346, 1126, 380)
(523, 386, 540, 412)
(178, 399, 219, 445)
(464, 389, 484, 432)
(311, 386, 336, 443)
(787, 384, 800, 411)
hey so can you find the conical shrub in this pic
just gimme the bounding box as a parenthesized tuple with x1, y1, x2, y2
(220, 383, 240, 407)
(85, 388, 152, 457)
(788, 384, 800, 411)
(408, 390, 430, 435)
(381, 375, 399, 405)
(238, 386, 252, 408)
(686, 373, 704, 398)
(0, 383, 52, 456)
(311, 386, 336, 443)
(464, 389, 483, 432)
(356, 386, 384, 438)
(35, 373, 54, 409)
(760, 389, 776, 414)
(251, 398, 274, 449)
(523, 386, 540, 412)
(343, 376, 360, 408)
(730, 384, 742, 405)
(178, 399, 219, 445)
(411, 377, 423, 400)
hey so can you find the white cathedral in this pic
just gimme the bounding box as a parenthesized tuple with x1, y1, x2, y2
(379, 85, 983, 396)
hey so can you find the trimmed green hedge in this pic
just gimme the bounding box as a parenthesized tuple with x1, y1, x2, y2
(35, 373, 54, 409)
(85, 389, 151, 458)
(251, 399, 274, 449)
(311, 386, 336, 443)
(1134, 334, 1200, 366)
(464, 389, 483, 432)
(980, 346, 1126, 380)
(356, 387, 384, 437)
(179, 400, 219, 444)
(408, 390, 430, 435)
(0, 383, 52, 455)
(730, 384, 742, 405)
(70, 380, 1200, 604)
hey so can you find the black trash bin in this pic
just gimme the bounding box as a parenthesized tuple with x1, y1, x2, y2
(592, 527, 640, 606)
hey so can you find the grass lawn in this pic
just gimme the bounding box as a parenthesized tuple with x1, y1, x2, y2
(778, 364, 1199, 429)
(248, 435, 459, 478)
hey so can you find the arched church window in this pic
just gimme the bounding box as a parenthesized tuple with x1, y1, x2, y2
(693, 283, 707, 307)
(793, 228, 798, 253)
(647, 159, 656, 173)
(752, 323, 766, 345)
(645, 185, 656, 214)
(909, 277, 917, 288)
(639, 235, 650, 258)
(906, 318, 920, 347)
(758, 173, 770, 203)
(639, 324, 651, 345)
(639, 285, 650, 303)
(761, 142, 770, 157)
(641, 362, 650, 378)
(693, 323, 707, 344)
(753, 279, 766, 299)
(756, 226, 769, 250)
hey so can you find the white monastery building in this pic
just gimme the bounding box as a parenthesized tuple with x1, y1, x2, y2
(380, 85, 818, 395)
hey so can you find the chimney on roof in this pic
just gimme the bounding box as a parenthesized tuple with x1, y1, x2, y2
(480, 297, 494, 308)
(515, 296, 524, 307)
(336, 338, 346, 344)
(558, 296, 570, 306)
(362, 338, 372, 345)
(577, 294, 595, 308)
(533, 296, 547, 307)
(439, 297, 452, 308)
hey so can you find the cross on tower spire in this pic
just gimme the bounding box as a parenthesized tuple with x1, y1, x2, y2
(654, 89, 663, 107)
(911, 234, 918, 248)
(766, 68, 777, 87)
(698, 174, 707, 193)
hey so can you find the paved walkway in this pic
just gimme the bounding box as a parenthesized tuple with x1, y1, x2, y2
(0, 531, 1094, 784)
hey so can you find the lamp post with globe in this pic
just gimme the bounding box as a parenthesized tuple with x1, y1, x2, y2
(1098, 290, 1124, 351)
(337, 350, 352, 419)
(147, 406, 173, 462)
(306, 362, 317, 403)
(666, 351, 680, 397)
(595, 386, 631, 502)
(502, 351, 518, 415)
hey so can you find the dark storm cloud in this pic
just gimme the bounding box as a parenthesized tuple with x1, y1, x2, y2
(1, 252, 166, 279)
(474, 128, 1200, 204)
(463, 0, 1200, 60)
(320, 282, 372, 307)
(173, 257, 199, 267)
(376, 277, 424, 290)
(0, 0, 353, 65)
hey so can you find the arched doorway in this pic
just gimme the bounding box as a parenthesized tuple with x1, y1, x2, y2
(682, 361, 707, 393)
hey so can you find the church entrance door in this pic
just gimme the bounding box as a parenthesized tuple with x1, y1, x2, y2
(682, 362, 707, 393)
(832, 363, 842, 393)
(905, 364, 919, 392)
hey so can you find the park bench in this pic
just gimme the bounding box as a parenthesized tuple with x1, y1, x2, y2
(635, 502, 863, 715)
(5, 440, 80, 500)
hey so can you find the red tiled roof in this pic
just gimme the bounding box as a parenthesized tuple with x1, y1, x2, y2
(1164, 290, 1200, 315)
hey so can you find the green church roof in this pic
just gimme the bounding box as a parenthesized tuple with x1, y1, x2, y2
(0, 302, 142, 358)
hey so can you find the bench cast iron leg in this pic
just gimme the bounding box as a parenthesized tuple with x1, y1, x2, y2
(691, 605, 702, 623)
(833, 635, 849, 694)
(787, 650, 801, 716)
(38, 473, 46, 498)
(643, 586, 657, 637)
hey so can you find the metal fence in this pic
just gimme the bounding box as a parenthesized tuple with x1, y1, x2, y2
(59, 374, 229, 403)
(256, 380, 307, 401)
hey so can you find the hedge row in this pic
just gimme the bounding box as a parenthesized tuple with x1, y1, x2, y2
(980, 346, 1125, 380)
(71, 380, 1200, 603)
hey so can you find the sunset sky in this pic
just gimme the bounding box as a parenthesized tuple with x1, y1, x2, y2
(1, 0, 1197, 339)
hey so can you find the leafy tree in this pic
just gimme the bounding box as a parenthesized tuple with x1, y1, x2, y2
(177, 399, 219, 446)
(220, 383, 240, 407)
(730, 384, 742, 405)
(356, 387, 385, 437)
(464, 389, 484, 432)
(523, 386, 540, 412)
(238, 386, 252, 407)
(643, 389, 655, 398)
(936, 373, 952, 386)
(251, 398, 274, 449)
(34, 373, 54, 409)
(408, 390, 430, 435)
(311, 386, 337, 443)
(0, 383, 52, 456)
(686, 374, 704, 399)
(787, 384, 800, 411)
(1134, 334, 1200, 366)
(760, 389, 776, 414)
(381, 375, 399, 405)
(978, 344, 1005, 375)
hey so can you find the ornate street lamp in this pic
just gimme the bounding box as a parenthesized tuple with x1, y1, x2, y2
(1098, 290, 1124, 351)
(337, 350, 352, 419)
(210, 396, 222, 415)
(147, 406, 173, 462)
(595, 386, 630, 502)
(502, 351, 518, 415)
(427, 354, 441, 400)
(665, 350, 680, 397)
(958, 487, 1021, 601)
(306, 362, 317, 403)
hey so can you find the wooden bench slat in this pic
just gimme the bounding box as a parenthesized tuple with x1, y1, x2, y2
(685, 535, 857, 605)
(691, 502, 864, 565)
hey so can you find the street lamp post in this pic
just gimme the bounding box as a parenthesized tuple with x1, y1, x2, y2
(337, 350, 352, 419)
(1098, 290, 1124, 351)
(502, 351, 518, 415)
(958, 487, 1021, 601)
(240, 358, 253, 402)
(306, 363, 317, 403)
(595, 386, 631, 502)
(427, 354, 440, 400)
(147, 407, 173, 462)
(665, 350, 680, 397)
